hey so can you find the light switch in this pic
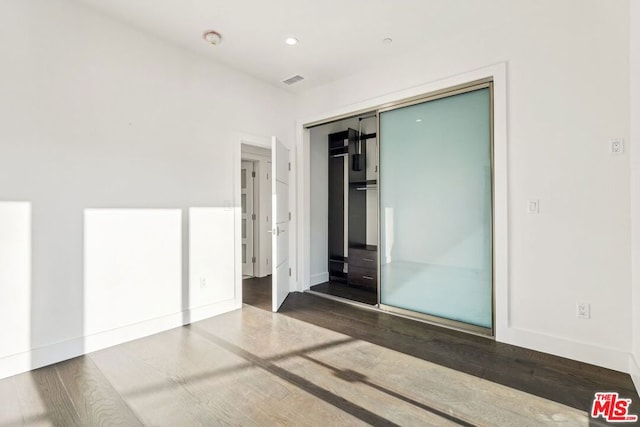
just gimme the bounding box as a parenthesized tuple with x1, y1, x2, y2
(527, 200, 539, 214)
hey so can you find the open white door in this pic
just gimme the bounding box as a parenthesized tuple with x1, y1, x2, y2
(272, 137, 290, 311)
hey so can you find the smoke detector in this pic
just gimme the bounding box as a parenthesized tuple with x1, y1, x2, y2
(202, 30, 222, 46)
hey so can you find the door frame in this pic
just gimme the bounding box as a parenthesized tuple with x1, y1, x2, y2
(295, 62, 509, 341)
(241, 145, 273, 278)
(234, 132, 294, 306)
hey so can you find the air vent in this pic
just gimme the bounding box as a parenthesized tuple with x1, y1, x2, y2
(282, 75, 304, 85)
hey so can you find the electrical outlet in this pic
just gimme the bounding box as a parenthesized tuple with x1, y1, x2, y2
(527, 200, 539, 214)
(199, 278, 207, 289)
(576, 302, 590, 319)
(610, 139, 624, 155)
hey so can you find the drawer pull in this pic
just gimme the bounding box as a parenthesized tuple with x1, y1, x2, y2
(362, 275, 374, 280)
(362, 258, 375, 262)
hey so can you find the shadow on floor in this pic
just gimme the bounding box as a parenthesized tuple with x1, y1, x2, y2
(278, 291, 639, 421)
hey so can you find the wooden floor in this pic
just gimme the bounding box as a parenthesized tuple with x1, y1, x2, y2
(310, 281, 377, 305)
(242, 275, 272, 311)
(0, 279, 636, 426)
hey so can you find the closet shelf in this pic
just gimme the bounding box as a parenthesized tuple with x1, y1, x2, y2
(350, 244, 378, 251)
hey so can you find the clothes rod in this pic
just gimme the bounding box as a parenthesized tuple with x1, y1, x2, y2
(331, 153, 348, 158)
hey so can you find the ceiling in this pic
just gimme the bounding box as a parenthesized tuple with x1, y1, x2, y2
(74, 0, 497, 92)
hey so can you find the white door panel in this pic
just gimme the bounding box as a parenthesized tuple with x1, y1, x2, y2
(275, 222, 288, 267)
(274, 259, 289, 312)
(272, 137, 290, 312)
(276, 144, 289, 184)
(276, 180, 289, 224)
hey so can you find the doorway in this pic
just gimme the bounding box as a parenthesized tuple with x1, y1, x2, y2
(241, 144, 272, 310)
(237, 136, 292, 313)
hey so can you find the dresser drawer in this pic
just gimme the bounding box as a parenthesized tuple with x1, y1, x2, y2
(349, 247, 377, 268)
(348, 265, 377, 289)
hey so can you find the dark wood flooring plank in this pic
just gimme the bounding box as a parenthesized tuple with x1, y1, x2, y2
(14, 367, 81, 427)
(54, 356, 143, 427)
(310, 281, 377, 305)
(242, 276, 272, 311)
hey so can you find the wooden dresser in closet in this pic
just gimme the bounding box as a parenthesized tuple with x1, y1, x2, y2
(348, 245, 377, 291)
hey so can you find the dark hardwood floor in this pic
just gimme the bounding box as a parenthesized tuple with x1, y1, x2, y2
(1, 281, 633, 425)
(310, 281, 377, 305)
(243, 278, 639, 424)
(278, 292, 639, 426)
(242, 275, 272, 311)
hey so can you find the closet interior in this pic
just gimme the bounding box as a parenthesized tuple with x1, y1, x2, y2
(309, 113, 379, 305)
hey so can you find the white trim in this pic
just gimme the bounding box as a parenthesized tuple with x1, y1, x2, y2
(310, 272, 329, 287)
(631, 354, 640, 396)
(289, 143, 299, 293)
(0, 299, 240, 380)
(500, 326, 630, 373)
(297, 125, 311, 293)
(630, 0, 640, 397)
(240, 149, 272, 278)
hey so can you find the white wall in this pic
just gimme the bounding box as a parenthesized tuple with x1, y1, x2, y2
(298, 0, 631, 372)
(0, 0, 293, 379)
(630, 0, 640, 389)
(309, 125, 330, 285)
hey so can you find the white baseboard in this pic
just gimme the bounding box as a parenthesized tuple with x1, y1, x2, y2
(0, 298, 240, 381)
(310, 272, 329, 287)
(499, 326, 630, 373)
(630, 354, 640, 395)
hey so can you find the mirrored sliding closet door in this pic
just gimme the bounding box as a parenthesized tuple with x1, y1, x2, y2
(378, 83, 493, 334)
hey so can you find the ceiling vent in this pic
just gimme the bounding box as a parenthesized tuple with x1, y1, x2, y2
(282, 75, 304, 85)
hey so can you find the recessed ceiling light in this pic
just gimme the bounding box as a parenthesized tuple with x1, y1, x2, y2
(416, 119, 422, 122)
(285, 37, 299, 46)
(203, 30, 222, 46)
(382, 37, 393, 44)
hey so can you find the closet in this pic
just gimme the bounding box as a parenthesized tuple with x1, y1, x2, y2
(308, 79, 494, 336)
